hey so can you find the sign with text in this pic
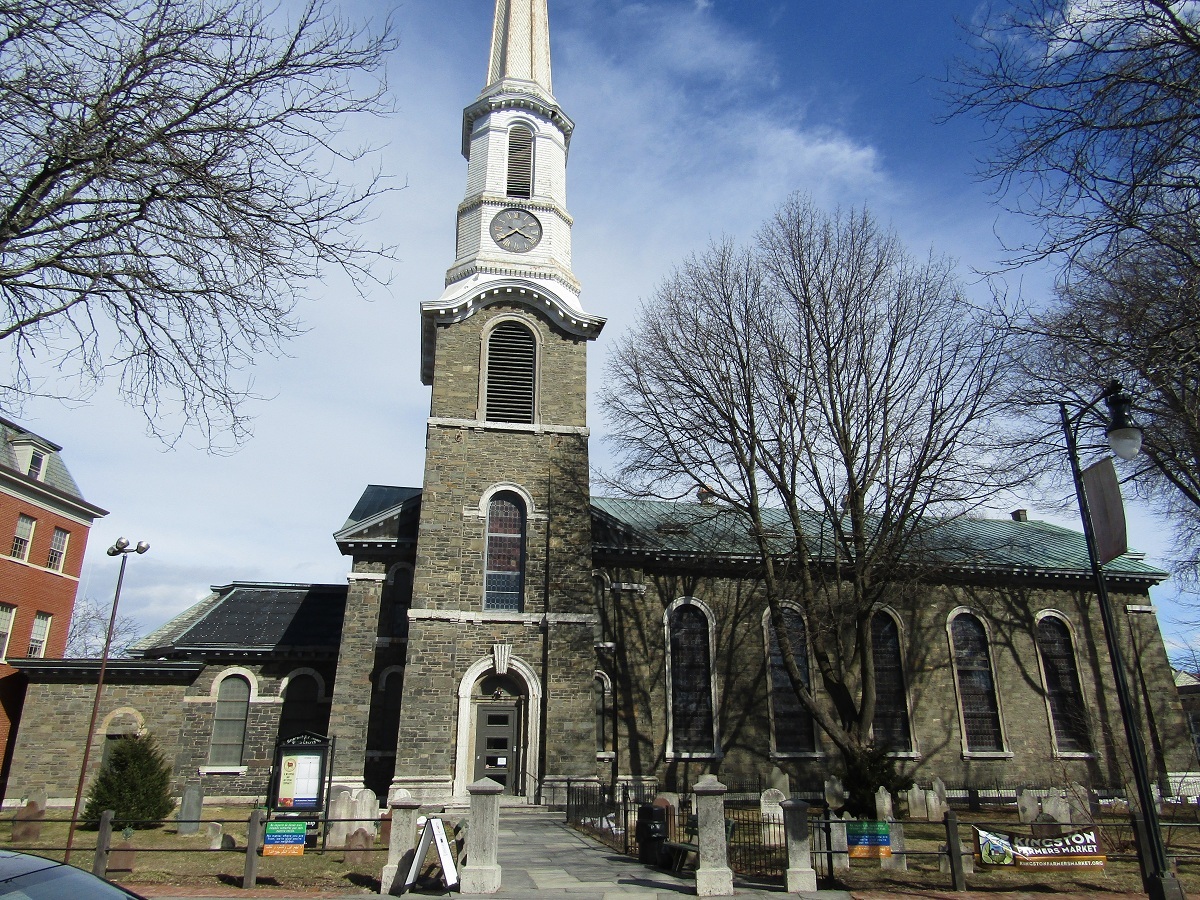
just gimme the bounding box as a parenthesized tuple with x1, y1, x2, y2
(975, 826, 1106, 868)
(269, 733, 331, 814)
(263, 820, 307, 856)
(846, 820, 891, 859)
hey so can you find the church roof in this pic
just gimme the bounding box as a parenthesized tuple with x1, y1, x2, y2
(590, 497, 1167, 585)
(130, 582, 347, 658)
(334, 485, 422, 551)
(487, 0, 553, 96)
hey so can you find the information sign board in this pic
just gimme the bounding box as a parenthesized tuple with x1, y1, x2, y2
(975, 826, 1106, 868)
(263, 820, 308, 857)
(846, 820, 891, 859)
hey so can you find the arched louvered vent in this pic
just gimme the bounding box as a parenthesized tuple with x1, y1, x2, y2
(486, 321, 536, 423)
(507, 126, 534, 198)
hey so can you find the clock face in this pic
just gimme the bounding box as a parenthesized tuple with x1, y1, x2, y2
(490, 208, 543, 253)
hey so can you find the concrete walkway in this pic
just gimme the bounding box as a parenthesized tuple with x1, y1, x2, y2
(125, 806, 1140, 900)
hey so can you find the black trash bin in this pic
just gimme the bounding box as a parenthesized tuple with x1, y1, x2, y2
(635, 803, 668, 864)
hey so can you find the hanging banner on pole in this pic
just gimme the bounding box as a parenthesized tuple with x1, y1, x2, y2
(975, 826, 1106, 868)
(1082, 457, 1128, 565)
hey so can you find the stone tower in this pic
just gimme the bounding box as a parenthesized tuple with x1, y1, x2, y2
(390, 0, 604, 804)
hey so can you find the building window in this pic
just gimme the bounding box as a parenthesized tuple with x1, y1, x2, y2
(669, 602, 715, 755)
(0, 604, 14, 659)
(278, 673, 323, 741)
(11, 514, 34, 561)
(46, 528, 69, 572)
(506, 125, 534, 198)
(209, 675, 251, 766)
(484, 492, 525, 611)
(27, 450, 44, 480)
(1036, 616, 1092, 753)
(27, 612, 51, 658)
(767, 608, 816, 753)
(594, 675, 609, 754)
(951, 613, 1004, 752)
(485, 321, 536, 424)
(871, 612, 912, 751)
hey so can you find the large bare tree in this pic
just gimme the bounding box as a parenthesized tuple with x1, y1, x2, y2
(603, 196, 1022, 804)
(0, 0, 395, 447)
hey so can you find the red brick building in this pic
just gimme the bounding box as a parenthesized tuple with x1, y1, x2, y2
(0, 417, 106, 795)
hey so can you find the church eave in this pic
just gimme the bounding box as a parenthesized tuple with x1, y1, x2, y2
(461, 90, 574, 160)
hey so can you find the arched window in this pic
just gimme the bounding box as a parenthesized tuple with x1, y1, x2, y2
(669, 603, 715, 755)
(871, 612, 911, 751)
(506, 125, 534, 198)
(485, 492, 526, 611)
(279, 673, 325, 740)
(485, 321, 536, 424)
(209, 675, 250, 765)
(767, 608, 815, 753)
(1036, 617, 1092, 753)
(951, 614, 1004, 752)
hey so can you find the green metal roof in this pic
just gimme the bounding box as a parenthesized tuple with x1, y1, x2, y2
(590, 497, 1167, 583)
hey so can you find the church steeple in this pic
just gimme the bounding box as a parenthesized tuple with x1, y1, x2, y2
(419, 0, 602, 386)
(487, 0, 553, 96)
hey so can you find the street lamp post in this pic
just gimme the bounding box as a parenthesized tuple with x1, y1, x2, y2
(1060, 381, 1183, 900)
(63, 537, 149, 865)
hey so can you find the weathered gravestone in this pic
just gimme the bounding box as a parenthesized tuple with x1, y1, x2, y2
(831, 813, 850, 870)
(932, 777, 947, 809)
(177, 781, 203, 836)
(28, 789, 46, 813)
(760, 788, 786, 848)
(825, 776, 847, 812)
(1016, 789, 1040, 824)
(353, 788, 379, 839)
(327, 789, 354, 849)
(109, 841, 136, 873)
(1043, 795, 1071, 826)
(925, 789, 944, 823)
(875, 786, 893, 822)
(11, 801, 44, 843)
(344, 827, 374, 867)
(882, 821, 907, 872)
(207, 822, 224, 850)
(906, 784, 927, 820)
(1067, 782, 1095, 824)
(380, 810, 392, 848)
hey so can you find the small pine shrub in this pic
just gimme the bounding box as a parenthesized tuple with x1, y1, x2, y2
(83, 733, 175, 830)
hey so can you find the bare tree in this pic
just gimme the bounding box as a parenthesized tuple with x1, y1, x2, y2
(65, 594, 142, 658)
(602, 195, 1023, 803)
(0, 0, 396, 448)
(947, 0, 1200, 270)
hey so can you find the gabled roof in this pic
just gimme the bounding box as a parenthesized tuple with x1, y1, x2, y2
(334, 485, 422, 551)
(130, 582, 347, 658)
(591, 497, 1167, 585)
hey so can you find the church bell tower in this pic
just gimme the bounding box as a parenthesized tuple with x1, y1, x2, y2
(391, 0, 604, 804)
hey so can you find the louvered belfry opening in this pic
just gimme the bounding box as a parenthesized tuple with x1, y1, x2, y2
(506, 126, 534, 198)
(486, 320, 536, 423)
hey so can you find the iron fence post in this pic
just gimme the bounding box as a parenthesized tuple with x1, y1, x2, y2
(944, 809, 965, 891)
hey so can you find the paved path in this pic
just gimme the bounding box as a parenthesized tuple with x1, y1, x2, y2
(124, 806, 1139, 900)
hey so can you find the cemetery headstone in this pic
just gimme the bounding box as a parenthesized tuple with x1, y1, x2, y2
(28, 789, 46, 813)
(1016, 789, 1040, 824)
(1042, 794, 1071, 826)
(881, 821, 907, 872)
(328, 789, 354, 849)
(11, 801, 44, 843)
(1032, 811, 1064, 839)
(353, 788, 378, 839)
(760, 788, 786, 848)
(344, 827, 373, 867)
(1067, 782, 1094, 824)
(177, 781, 203, 836)
(109, 841, 136, 872)
(925, 789, 943, 822)
(875, 786, 893, 821)
(906, 784, 927, 820)
(207, 822, 224, 850)
(825, 776, 847, 812)
(831, 812, 850, 870)
(932, 776, 947, 808)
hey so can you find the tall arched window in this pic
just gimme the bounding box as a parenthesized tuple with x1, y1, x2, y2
(209, 675, 250, 765)
(506, 125, 534, 198)
(669, 603, 715, 755)
(485, 321, 536, 424)
(1036, 616, 1092, 753)
(767, 608, 815, 753)
(279, 673, 324, 740)
(951, 614, 1004, 752)
(871, 612, 912, 751)
(485, 493, 526, 611)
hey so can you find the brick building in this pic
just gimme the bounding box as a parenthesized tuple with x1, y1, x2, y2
(3, 0, 1195, 809)
(0, 416, 106, 795)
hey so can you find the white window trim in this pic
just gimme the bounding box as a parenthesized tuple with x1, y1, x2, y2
(664, 597, 721, 760)
(27, 612, 51, 658)
(46, 527, 69, 572)
(1033, 609, 1096, 759)
(946, 607, 1011, 758)
(198, 766, 249, 775)
(11, 514, 34, 562)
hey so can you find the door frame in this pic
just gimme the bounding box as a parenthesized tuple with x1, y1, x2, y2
(453, 654, 542, 801)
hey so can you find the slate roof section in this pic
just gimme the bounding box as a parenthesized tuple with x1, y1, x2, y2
(591, 497, 1167, 584)
(335, 485, 422, 548)
(131, 583, 347, 658)
(0, 415, 106, 514)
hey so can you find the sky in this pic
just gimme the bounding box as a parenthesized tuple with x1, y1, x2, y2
(8, 0, 1198, 651)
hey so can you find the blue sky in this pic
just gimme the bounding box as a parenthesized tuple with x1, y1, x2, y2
(9, 0, 1196, 651)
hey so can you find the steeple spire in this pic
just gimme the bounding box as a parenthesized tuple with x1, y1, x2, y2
(487, 0, 553, 96)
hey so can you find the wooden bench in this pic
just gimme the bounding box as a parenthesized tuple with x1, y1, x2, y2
(661, 815, 735, 872)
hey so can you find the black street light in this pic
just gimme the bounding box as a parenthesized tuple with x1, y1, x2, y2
(1060, 382, 1183, 900)
(63, 537, 149, 865)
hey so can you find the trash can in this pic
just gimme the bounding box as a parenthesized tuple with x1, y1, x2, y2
(635, 803, 667, 864)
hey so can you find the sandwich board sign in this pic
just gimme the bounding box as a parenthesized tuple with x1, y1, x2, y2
(403, 816, 459, 890)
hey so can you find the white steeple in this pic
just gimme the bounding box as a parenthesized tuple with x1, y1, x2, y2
(420, 0, 603, 385)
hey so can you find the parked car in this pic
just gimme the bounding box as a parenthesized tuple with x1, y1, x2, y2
(0, 849, 148, 898)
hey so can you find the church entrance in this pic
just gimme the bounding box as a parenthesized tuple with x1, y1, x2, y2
(471, 674, 524, 794)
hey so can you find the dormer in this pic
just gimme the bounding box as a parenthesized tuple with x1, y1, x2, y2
(8, 435, 56, 482)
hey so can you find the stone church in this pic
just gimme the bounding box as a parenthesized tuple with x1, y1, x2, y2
(4, 0, 1195, 809)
